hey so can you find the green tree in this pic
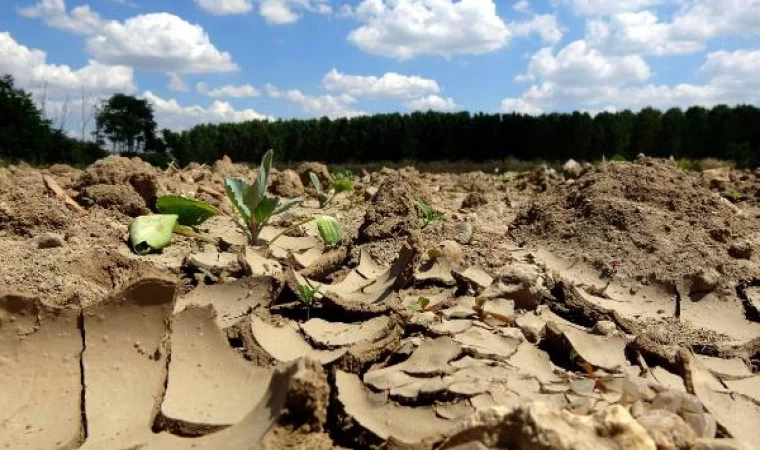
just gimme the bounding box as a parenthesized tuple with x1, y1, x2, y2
(0, 74, 54, 162)
(94, 93, 161, 153)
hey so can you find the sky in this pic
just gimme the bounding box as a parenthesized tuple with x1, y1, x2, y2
(1, 0, 759, 134)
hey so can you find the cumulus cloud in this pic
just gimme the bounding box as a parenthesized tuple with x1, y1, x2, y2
(143, 91, 269, 130)
(266, 84, 364, 118)
(196, 82, 261, 98)
(322, 69, 440, 99)
(510, 14, 563, 44)
(167, 73, 189, 92)
(0, 31, 135, 95)
(586, 0, 760, 56)
(561, 0, 661, 16)
(194, 0, 253, 15)
(499, 45, 760, 114)
(405, 95, 457, 111)
(513, 0, 530, 13)
(19, 0, 237, 73)
(258, 0, 332, 24)
(347, 0, 511, 60)
(515, 40, 651, 86)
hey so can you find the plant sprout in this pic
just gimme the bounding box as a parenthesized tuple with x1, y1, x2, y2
(224, 149, 303, 244)
(129, 195, 220, 254)
(417, 200, 444, 229)
(298, 282, 321, 319)
(270, 215, 343, 247)
(310, 168, 355, 208)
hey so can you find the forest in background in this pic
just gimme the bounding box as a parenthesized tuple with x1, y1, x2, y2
(2, 73, 759, 169)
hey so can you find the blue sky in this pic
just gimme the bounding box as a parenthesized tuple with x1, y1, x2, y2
(1, 0, 759, 132)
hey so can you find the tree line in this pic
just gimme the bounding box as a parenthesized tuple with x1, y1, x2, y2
(2, 74, 759, 168)
(166, 106, 760, 168)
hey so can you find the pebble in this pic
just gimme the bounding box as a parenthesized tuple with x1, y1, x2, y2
(33, 232, 65, 249)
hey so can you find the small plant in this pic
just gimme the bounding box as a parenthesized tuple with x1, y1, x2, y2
(129, 195, 219, 254)
(417, 200, 444, 229)
(730, 190, 745, 202)
(270, 215, 344, 247)
(225, 149, 303, 244)
(310, 168, 355, 208)
(298, 282, 321, 319)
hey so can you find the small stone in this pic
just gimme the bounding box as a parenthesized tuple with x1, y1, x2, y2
(592, 320, 617, 336)
(364, 186, 379, 199)
(433, 240, 465, 267)
(33, 232, 65, 249)
(690, 269, 719, 294)
(562, 159, 583, 179)
(270, 169, 304, 197)
(461, 192, 488, 210)
(515, 312, 546, 343)
(453, 221, 474, 244)
(636, 409, 697, 450)
(728, 241, 753, 260)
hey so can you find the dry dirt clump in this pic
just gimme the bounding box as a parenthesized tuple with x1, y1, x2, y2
(510, 158, 760, 285)
(0, 169, 72, 237)
(75, 155, 160, 207)
(79, 184, 149, 217)
(270, 169, 305, 197)
(295, 161, 332, 193)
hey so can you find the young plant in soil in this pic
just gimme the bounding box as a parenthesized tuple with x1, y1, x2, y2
(417, 200, 444, 229)
(298, 281, 322, 319)
(225, 149, 304, 244)
(310, 168, 355, 208)
(128, 195, 220, 255)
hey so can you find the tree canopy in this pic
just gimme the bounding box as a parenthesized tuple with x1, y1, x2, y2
(0, 74, 105, 165)
(165, 105, 760, 168)
(94, 93, 161, 153)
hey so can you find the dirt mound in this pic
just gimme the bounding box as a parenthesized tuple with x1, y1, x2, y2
(270, 169, 305, 197)
(295, 162, 332, 189)
(75, 155, 160, 206)
(0, 169, 72, 236)
(510, 158, 760, 285)
(80, 184, 149, 217)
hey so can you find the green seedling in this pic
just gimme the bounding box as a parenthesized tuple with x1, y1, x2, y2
(298, 282, 322, 319)
(156, 195, 220, 226)
(417, 200, 444, 229)
(270, 214, 344, 247)
(225, 149, 303, 244)
(129, 195, 220, 255)
(310, 168, 355, 208)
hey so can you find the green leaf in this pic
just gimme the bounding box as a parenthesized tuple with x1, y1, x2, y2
(254, 196, 279, 226)
(273, 196, 303, 215)
(129, 214, 178, 255)
(251, 149, 273, 208)
(332, 178, 354, 194)
(224, 177, 252, 224)
(417, 200, 432, 217)
(315, 215, 343, 246)
(309, 172, 322, 194)
(156, 195, 219, 226)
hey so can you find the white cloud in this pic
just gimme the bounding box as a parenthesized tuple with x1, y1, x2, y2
(143, 91, 269, 130)
(259, 0, 332, 24)
(0, 31, 135, 95)
(499, 98, 543, 115)
(510, 14, 563, 44)
(266, 84, 364, 118)
(513, 0, 530, 13)
(405, 95, 457, 111)
(19, 0, 237, 73)
(515, 40, 650, 86)
(168, 73, 188, 92)
(499, 46, 760, 114)
(561, 0, 661, 16)
(195, 0, 253, 15)
(347, 0, 511, 60)
(196, 82, 261, 98)
(586, 1, 760, 56)
(322, 68, 440, 99)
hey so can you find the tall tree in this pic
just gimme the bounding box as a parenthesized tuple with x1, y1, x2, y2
(94, 93, 161, 153)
